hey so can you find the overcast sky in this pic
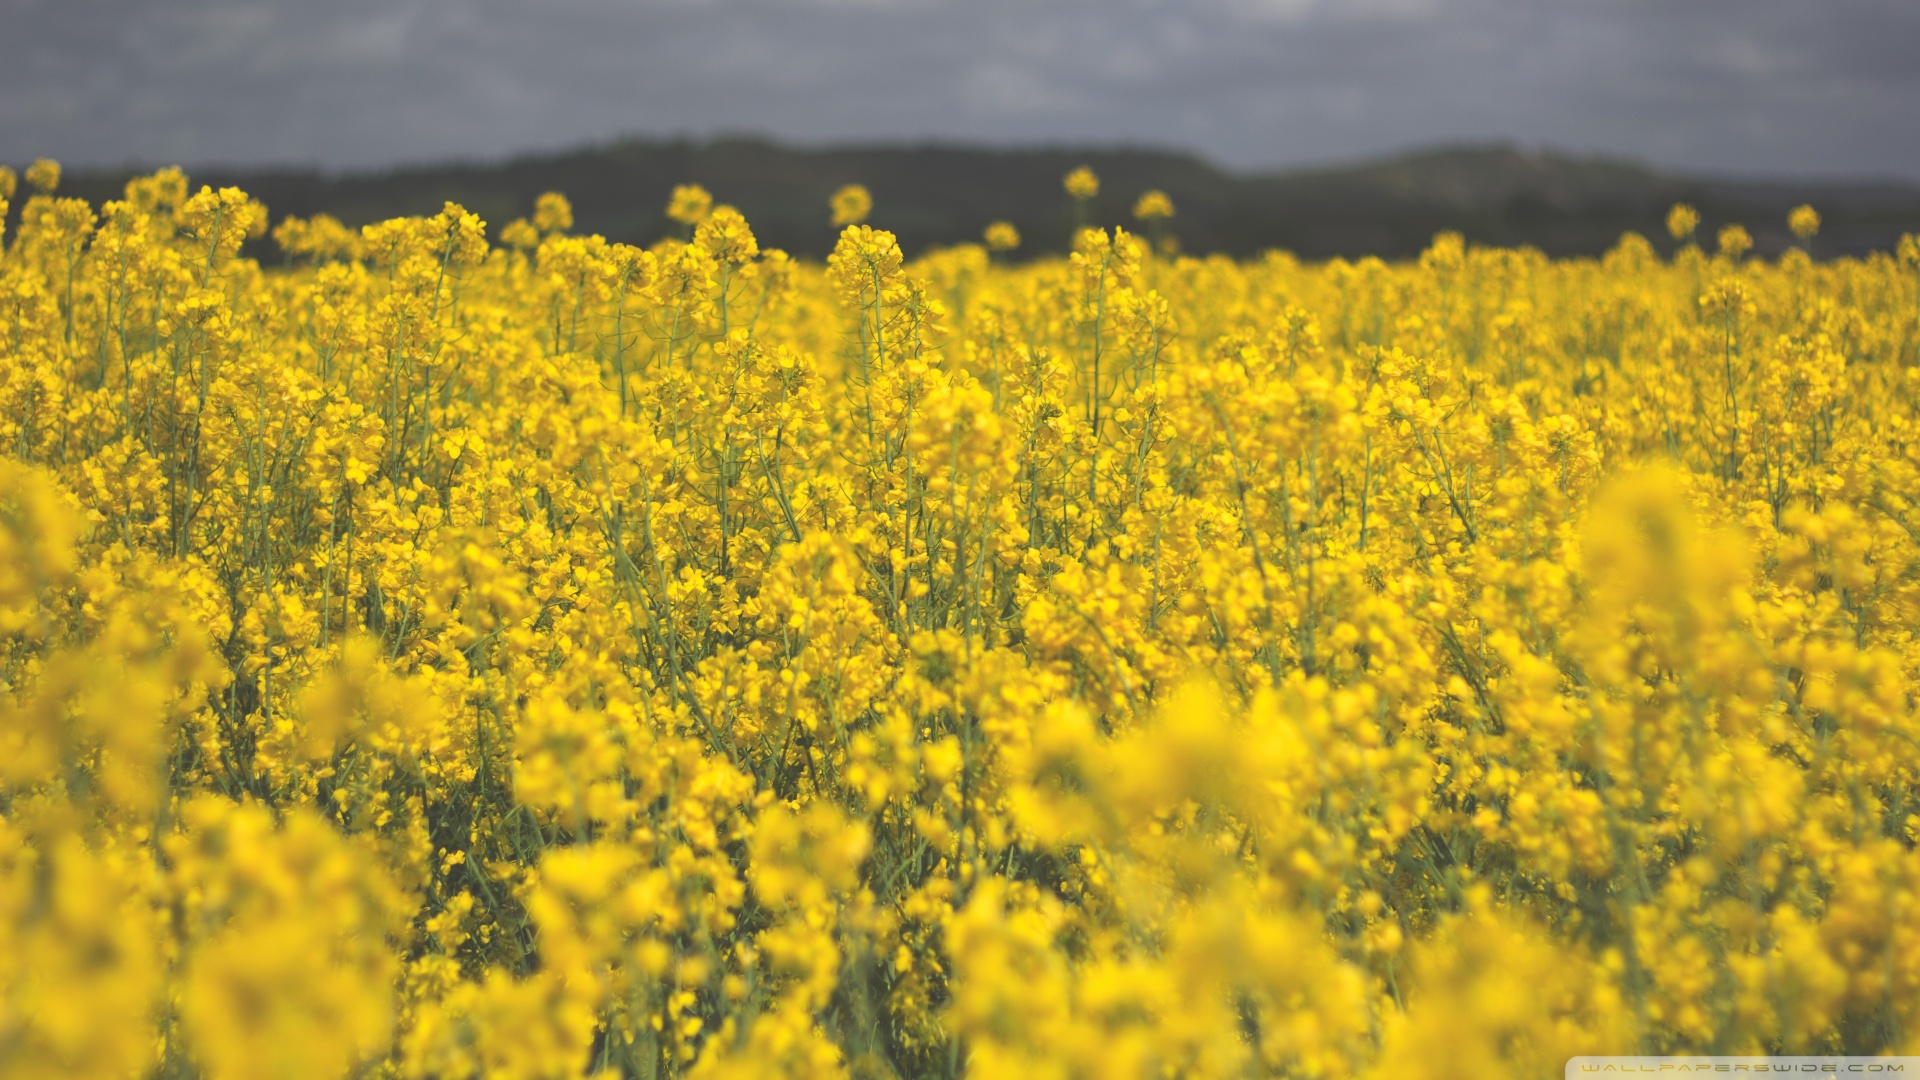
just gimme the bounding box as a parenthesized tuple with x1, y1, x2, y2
(3, 0, 1917, 179)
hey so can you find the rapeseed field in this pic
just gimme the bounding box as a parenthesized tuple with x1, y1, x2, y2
(4, 158, 1920, 1078)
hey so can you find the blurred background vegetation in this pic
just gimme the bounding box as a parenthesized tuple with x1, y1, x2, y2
(42, 137, 1920, 260)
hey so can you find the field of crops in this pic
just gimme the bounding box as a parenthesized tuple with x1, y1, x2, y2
(4, 158, 1920, 1078)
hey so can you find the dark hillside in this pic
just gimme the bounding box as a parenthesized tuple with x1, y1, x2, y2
(42, 139, 1920, 260)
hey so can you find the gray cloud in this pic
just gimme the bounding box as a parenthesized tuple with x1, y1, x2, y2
(2, 0, 1916, 178)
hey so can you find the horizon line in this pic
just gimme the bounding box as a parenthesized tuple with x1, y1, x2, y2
(21, 135, 1920, 192)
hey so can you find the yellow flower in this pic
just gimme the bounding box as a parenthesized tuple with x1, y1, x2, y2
(499, 217, 539, 250)
(828, 183, 871, 227)
(1666, 202, 1699, 242)
(1717, 222, 1753, 259)
(666, 183, 714, 226)
(23, 157, 59, 194)
(1132, 189, 1174, 221)
(1788, 203, 1820, 241)
(532, 191, 573, 234)
(694, 204, 759, 265)
(1063, 165, 1099, 200)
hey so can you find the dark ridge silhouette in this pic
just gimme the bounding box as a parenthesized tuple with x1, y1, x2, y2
(37, 137, 1920, 260)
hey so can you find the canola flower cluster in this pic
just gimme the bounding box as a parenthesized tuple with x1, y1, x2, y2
(4, 156, 1920, 1079)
